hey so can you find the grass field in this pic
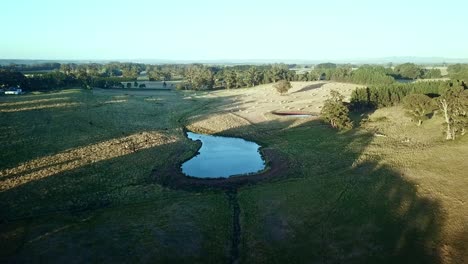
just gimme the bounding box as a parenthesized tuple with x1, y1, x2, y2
(1, 82, 467, 263)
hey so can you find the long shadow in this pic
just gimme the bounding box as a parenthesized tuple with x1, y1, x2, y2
(0, 139, 185, 221)
(312, 161, 445, 263)
(215, 119, 461, 263)
(0, 89, 244, 171)
(452, 225, 468, 262)
(292, 82, 326, 94)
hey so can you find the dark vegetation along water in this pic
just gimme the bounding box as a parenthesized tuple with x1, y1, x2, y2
(181, 132, 266, 178)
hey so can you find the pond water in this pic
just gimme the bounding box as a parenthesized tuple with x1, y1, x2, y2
(181, 132, 266, 178)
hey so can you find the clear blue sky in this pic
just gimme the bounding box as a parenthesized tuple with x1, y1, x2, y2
(1, 0, 467, 60)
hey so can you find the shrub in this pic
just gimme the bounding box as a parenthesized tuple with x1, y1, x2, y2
(321, 90, 352, 130)
(274, 80, 292, 95)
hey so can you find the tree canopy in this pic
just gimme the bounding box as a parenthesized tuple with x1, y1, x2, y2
(321, 90, 352, 130)
(402, 94, 435, 126)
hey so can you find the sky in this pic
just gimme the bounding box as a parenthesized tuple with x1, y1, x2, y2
(1, 0, 467, 61)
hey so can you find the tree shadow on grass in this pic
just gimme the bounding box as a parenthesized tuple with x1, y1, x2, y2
(451, 225, 468, 262)
(0, 138, 233, 263)
(0, 137, 185, 221)
(230, 119, 464, 263)
(315, 161, 445, 263)
(292, 82, 326, 94)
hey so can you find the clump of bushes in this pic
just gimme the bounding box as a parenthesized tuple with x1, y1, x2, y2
(274, 80, 292, 95)
(321, 90, 352, 130)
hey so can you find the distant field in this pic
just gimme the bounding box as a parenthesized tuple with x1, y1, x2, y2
(1, 82, 467, 263)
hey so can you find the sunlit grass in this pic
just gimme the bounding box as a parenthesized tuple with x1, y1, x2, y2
(0, 97, 70, 107)
(0, 102, 81, 113)
(0, 131, 177, 191)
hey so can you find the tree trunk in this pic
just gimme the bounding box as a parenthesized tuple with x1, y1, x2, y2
(417, 119, 422, 126)
(441, 99, 453, 140)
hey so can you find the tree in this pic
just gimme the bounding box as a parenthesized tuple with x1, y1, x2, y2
(0, 70, 29, 88)
(315, 63, 337, 69)
(269, 64, 289, 83)
(394, 63, 423, 79)
(148, 68, 171, 81)
(423, 68, 442, 79)
(308, 70, 320, 81)
(447, 64, 468, 81)
(274, 80, 292, 95)
(185, 65, 214, 90)
(60, 64, 72, 75)
(122, 65, 139, 79)
(245, 67, 262, 87)
(437, 84, 468, 140)
(453, 90, 468, 136)
(224, 70, 237, 89)
(402, 94, 435, 126)
(321, 90, 352, 130)
(349, 66, 395, 85)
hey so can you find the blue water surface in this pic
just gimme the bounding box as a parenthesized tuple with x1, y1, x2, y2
(181, 132, 266, 178)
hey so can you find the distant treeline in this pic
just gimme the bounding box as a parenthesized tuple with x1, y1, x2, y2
(1, 62, 61, 72)
(2, 61, 468, 91)
(0, 62, 149, 90)
(0, 69, 139, 91)
(178, 63, 446, 90)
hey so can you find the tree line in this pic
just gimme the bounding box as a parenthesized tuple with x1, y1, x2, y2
(2, 61, 468, 92)
(0, 62, 61, 72)
(176, 63, 411, 90)
(349, 81, 455, 109)
(0, 69, 135, 91)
